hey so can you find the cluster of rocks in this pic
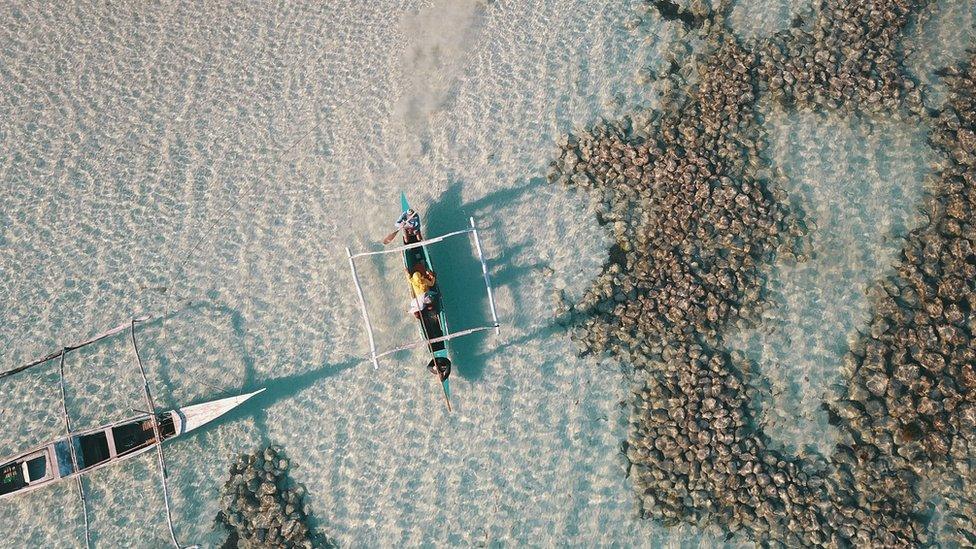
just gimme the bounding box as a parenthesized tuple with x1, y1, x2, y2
(828, 51, 976, 545)
(551, 0, 974, 546)
(216, 445, 330, 548)
(628, 343, 921, 545)
(549, 34, 805, 361)
(757, 0, 928, 114)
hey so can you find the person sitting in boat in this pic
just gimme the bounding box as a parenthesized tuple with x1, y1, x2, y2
(408, 268, 437, 317)
(395, 208, 421, 238)
(409, 292, 435, 318)
(409, 268, 435, 296)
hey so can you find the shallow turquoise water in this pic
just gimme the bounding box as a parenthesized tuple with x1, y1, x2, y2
(1, 0, 973, 547)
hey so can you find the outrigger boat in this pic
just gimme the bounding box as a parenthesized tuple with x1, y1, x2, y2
(0, 316, 266, 548)
(345, 192, 500, 411)
(0, 389, 264, 500)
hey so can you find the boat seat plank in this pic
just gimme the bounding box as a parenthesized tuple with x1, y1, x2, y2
(55, 440, 75, 477)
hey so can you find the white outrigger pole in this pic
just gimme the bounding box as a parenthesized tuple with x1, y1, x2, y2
(469, 217, 500, 335)
(57, 349, 91, 549)
(130, 317, 182, 548)
(346, 218, 500, 369)
(346, 247, 380, 369)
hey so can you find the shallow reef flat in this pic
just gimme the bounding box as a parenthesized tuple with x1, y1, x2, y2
(2, 0, 975, 546)
(552, 0, 976, 545)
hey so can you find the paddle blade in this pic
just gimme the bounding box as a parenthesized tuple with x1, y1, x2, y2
(382, 230, 399, 245)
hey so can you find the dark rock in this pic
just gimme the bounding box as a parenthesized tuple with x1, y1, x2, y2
(216, 445, 333, 548)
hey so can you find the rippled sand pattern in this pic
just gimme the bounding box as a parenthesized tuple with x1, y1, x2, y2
(0, 0, 734, 546)
(726, 110, 932, 458)
(0, 362, 64, 457)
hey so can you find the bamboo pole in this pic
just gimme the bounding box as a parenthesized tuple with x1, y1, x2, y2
(58, 349, 91, 549)
(130, 318, 181, 549)
(469, 217, 500, 335)
(0, 315, 151, 380)
(349, 227, 475, 258)
(346, 247, 380, 369)
(374, 325, 498, 359)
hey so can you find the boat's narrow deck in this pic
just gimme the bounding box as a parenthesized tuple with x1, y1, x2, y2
(403, 231, 447, 354)
(404, 242, 427, 270)
(421, 309, 446, 352)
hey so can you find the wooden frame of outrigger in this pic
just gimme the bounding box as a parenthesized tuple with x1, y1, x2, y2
(345, 217, 500, 371)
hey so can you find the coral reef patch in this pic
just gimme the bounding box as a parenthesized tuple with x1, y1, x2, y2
(216, 445, 332, 548)
(757, 0, 928, 114)
(550, 0, 975, 545)
(829, 51, 976, 545)
(552, 32, 806, 362)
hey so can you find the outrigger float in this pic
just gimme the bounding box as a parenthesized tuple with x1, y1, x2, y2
(345, 193, 500, 411)
(0, 316, 264, 549)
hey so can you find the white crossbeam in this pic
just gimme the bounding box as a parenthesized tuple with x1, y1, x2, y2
(348, 228, 475, 259)
(374, 324, 500, 359)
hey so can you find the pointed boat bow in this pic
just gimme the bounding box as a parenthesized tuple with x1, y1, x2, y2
(173, 388, 266, 436)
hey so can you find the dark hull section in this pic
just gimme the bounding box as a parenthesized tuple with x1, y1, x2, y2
(403, 228, 450, 376)
(421, 310, 446, 353)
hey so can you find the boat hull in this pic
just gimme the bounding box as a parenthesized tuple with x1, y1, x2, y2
(400, 192, 452, 380)
(0, 389, 264, 500)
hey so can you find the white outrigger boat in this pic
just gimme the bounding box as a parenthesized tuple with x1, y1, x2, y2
(0, 389, 264, 501)
(346, 193, 500, 411)
(0, 316, 265, 548)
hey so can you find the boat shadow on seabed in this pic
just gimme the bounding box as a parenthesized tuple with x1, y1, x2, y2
(136, 300, 356, 437)
(422, 177, 555, 381)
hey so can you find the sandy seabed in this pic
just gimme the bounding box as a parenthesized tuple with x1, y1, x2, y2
(1, 0, 974, 547)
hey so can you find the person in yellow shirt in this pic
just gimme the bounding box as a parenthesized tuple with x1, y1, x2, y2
(410, 269, 435, 296)
(408, 269, 437, 317)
